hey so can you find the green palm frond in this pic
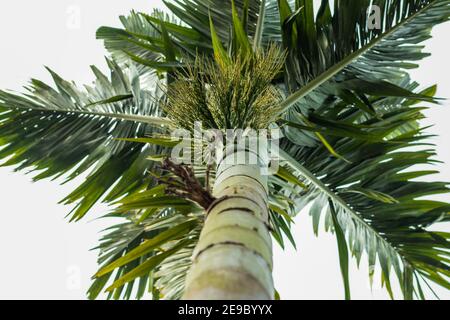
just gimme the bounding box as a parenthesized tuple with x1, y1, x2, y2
(88, 209, 202, 300)
(0, 61, 169, 221)
(96, 1, 280, 72)
(88, 169, 206, 300)
(97, 10, 163, 65)
(163, 0, 261, 42)
(279, 0, 450, 113)
(279, 91, 450, 298)
(97, 9, 184, 77)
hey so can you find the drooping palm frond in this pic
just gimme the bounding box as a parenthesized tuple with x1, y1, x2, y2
(0, 61, 170, 221)
(87, 163, 210, 300)
(279, 86, 450, 299)
(88, 208, 202, 300)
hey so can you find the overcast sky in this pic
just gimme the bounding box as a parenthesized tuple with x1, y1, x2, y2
(0, 1, 448, 300)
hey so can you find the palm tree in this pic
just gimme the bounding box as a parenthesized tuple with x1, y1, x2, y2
(0, 0, 449, 300)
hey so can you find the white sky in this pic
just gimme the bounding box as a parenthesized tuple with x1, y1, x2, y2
(0, 0, 448, 300)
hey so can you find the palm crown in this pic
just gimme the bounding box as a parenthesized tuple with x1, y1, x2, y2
(0, 0, 449, 300)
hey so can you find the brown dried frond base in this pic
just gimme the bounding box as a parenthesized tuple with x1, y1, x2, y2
(157, 158, 216, 210)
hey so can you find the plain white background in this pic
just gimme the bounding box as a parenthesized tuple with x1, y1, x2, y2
(0, 1, 448, 300)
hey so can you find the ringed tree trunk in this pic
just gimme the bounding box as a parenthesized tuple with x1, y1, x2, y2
(183, 148, 274, 300)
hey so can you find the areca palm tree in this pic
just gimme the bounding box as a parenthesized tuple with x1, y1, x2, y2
(1, 0, 449, 300)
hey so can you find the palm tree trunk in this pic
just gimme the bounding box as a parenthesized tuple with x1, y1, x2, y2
(183, 149, 274, 300)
